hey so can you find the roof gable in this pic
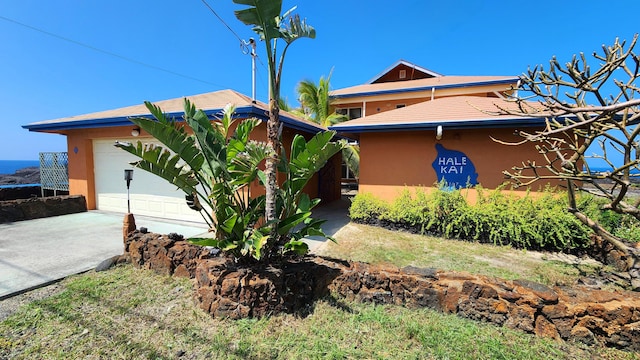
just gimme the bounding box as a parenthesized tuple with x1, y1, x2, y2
(367, 60, 443, 84)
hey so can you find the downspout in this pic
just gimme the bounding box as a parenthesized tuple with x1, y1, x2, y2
(431, 87, 435, 101)
(363, 101, 367, 117)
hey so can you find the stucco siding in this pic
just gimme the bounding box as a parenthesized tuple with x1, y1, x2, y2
(358, 127, 551, 201)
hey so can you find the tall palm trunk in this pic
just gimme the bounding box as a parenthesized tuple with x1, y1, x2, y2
(265, 97, 280, 226)
(233, 0, 316, 246)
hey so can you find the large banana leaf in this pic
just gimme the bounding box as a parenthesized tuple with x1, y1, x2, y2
(129, 102, 205, 176)
(343, 144, 360, 179)
(182, 99, 226, 183)
(228, 140, 271, 187)
(114, 141, 202, 212)
(287, 131, 344, 195)
(233, 0, 283, 41)
(280, 14, 315, 45)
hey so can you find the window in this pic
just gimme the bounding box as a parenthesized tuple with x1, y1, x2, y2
(399, 69, 406, 79)
(341, 162, 353, 180)
(336, 107, 362, 120)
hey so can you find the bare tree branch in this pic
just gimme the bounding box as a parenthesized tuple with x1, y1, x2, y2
(494, 34, 640, 264)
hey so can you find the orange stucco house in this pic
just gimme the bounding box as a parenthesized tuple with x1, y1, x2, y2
(329, 60, 551, 201)
(23, 90, 341, 222)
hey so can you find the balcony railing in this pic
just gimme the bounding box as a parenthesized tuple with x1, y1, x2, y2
(39, 152, 69, 196)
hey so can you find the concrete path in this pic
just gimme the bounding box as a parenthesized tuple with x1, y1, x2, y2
(305, 197, 352, 251)
(0, 198, 351, 300)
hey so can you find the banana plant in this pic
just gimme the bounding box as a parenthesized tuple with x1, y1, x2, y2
(271, 131, 346, 257)
(116, 99, 345, 261)
(116, 99, 270, 259)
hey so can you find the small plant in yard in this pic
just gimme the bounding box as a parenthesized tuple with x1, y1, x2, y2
(349, 191, 390, 221)
(116, 100, 344, 261)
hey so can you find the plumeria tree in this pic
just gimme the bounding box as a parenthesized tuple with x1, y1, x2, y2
(496, 35, 640, 268)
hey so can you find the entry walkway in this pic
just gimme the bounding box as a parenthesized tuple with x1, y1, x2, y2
(0, 198, 351, 300)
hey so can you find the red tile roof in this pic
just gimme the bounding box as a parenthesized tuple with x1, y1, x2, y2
(24, 89, 326, 133)
(329, 96, 546, 132)
(27, 90, 258, 125)
(330, 76, 519, 98)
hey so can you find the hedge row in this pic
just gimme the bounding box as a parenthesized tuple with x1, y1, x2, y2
(349, 187, 601, 252)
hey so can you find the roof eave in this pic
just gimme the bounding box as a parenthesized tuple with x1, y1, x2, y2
(330, 78, 519, 100)
(329, 117, 550, 133)
(23, 105, 326, 134)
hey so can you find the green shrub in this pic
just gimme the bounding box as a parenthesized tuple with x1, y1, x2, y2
(349, 187, 594, 252)
(349, 192, 390, 222)
(577, 193, 640, 243)
(381, 189, 429, 227)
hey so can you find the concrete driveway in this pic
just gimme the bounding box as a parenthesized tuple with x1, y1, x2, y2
(0, 211, 209, 300)
(0, 198, 350, 300)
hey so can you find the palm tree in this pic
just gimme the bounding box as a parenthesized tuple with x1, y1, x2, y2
(234, 0, 315, 236)
(296, 70, 348, 127)
(296, 71, 360, 179)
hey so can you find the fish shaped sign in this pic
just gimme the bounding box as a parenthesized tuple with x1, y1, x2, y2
(431, 144, 478, 189)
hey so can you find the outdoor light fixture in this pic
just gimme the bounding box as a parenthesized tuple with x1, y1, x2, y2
(131, 127, 140, 137)
(436, 125, 443, 140)
(124, 169, 133, 213)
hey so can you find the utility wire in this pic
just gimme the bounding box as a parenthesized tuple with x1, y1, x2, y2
(200, 0, 245, 44)
(200, 0, 257, 62)
(199, 0, 268, 67)
(0, 14, 225, 87)
(200, 0, 271, 100)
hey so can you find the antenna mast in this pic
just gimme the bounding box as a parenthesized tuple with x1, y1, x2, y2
(242, 38, 257, 103)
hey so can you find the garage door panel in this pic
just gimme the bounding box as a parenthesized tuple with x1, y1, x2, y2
(93, 139, 205, 223)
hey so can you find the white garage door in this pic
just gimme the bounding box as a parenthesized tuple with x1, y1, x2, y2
(93, 138, 205, 223)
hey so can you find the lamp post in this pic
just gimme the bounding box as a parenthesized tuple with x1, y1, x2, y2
(124, 169, 133, 213)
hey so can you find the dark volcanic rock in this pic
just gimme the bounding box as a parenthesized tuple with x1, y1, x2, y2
(126, 232, 640, 352)
(0, 167, 40, 185)
(0, 195, 87, 223)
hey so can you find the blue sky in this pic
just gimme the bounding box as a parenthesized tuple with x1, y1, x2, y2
(1, 0, 638, 160)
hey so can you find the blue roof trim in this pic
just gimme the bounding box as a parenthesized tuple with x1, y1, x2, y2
(331, 78, 519, 100)
(329, 117, 551, 133)
(23, 105, 325, 134)
(236, 105, 326, 134)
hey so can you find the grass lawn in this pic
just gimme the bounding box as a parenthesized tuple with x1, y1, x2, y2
(319, 222, 612, 289)
(0, 223, 637, 359)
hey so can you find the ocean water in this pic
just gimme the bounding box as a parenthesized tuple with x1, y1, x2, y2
(0, 159, 39, 175)
(587, 166, 640, 174)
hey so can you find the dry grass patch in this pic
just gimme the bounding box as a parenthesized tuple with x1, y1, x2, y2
(318, 223, 609, 288)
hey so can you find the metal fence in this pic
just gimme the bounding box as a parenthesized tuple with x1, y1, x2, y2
(39, 152, 69, 196)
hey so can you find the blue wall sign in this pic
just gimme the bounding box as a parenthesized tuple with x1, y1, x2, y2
(431, 144, 478, 189)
